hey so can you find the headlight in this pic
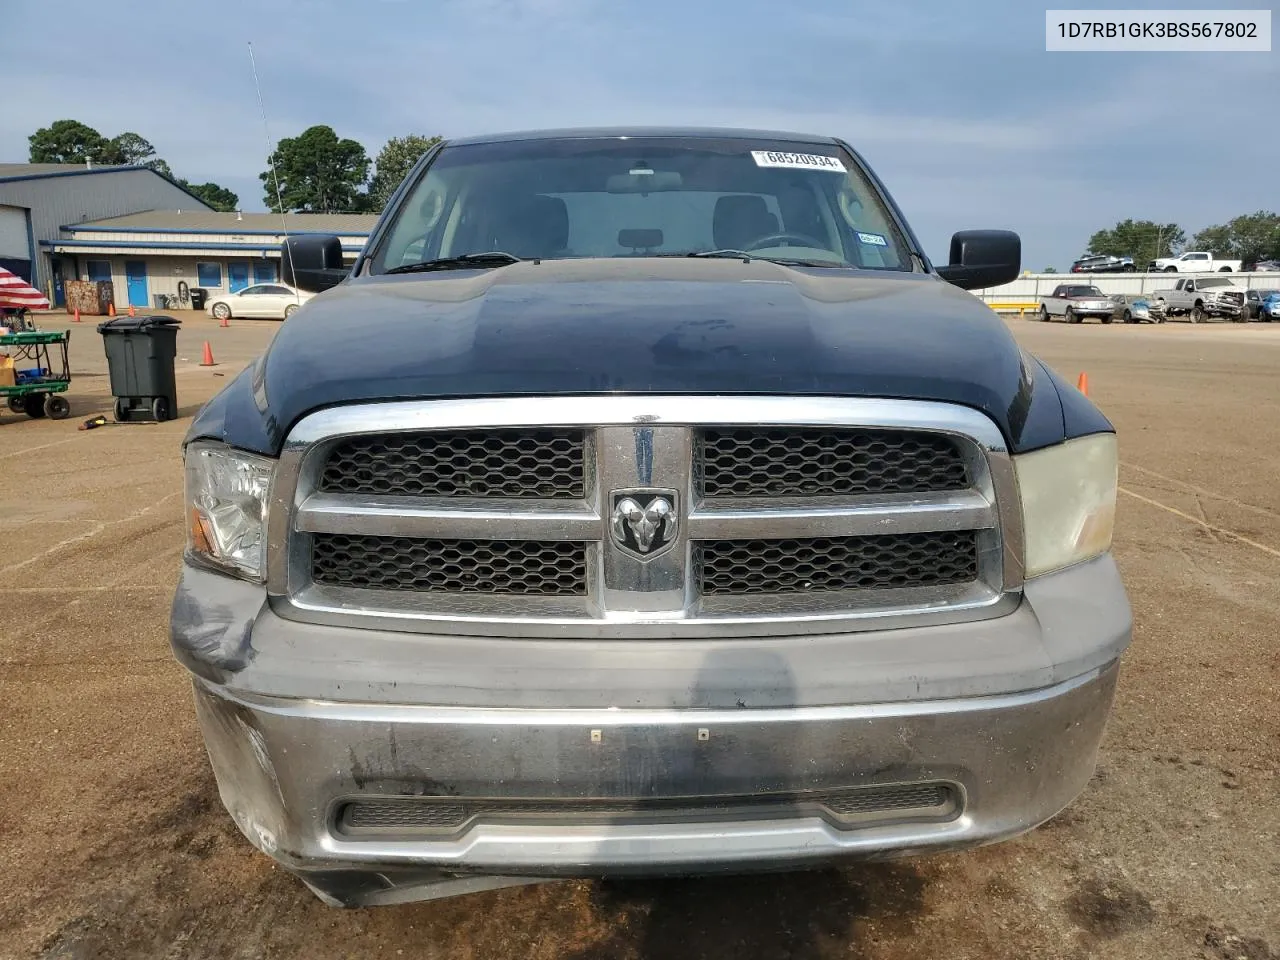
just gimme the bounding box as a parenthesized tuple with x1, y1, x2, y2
(1014, 433, 1117, 579)
(185, 441, 275, 581)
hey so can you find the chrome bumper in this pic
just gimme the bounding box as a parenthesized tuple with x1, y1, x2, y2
(193, 661, 1118, 906)
(175, 555, 1130, 907)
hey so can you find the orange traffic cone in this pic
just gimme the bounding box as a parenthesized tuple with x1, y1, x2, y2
(107, 302, 116, 317)
(200, 341, 216, 366)
(219, 314, 229, 328)
(73, 308, 81, 323)
(1076, 372, 1089, 396)
(127, 304, 136, 317)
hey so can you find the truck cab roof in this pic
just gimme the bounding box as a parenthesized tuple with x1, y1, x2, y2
(446, 126, 842, 147)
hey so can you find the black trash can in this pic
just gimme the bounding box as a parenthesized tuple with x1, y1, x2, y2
(97, 315, 181, 422)
(189, 288, 208, 311)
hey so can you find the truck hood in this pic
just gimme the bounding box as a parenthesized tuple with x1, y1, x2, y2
(203, 258, 1094, 454)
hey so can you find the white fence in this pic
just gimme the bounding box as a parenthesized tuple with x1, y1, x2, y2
(975, 272, 1280, 306)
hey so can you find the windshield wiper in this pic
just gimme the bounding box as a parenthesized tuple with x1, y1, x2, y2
(683, 250, 849, 268)
(685, 249, 756, 261)
(385, 252, 524, 274)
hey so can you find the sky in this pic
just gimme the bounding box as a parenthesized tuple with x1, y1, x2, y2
(3, 0, 1276, 271)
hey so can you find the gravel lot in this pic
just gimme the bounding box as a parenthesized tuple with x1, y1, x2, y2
(1, 312, 1277, 960)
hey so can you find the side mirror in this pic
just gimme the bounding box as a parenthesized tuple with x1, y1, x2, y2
(281, 235, 348, 292)
(936, 230, 1021, 291)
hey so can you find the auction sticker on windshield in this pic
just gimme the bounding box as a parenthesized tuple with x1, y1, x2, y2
(751, 151, 845, 171)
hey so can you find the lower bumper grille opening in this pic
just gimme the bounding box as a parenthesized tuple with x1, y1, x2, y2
(697, 531, 979, 596)
(336, 782, 960, 839)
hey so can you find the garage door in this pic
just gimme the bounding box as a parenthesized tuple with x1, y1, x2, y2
(0, 206, 31, 271)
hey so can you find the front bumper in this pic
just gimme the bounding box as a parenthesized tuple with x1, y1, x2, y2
(1206, 301, 1244, 318)
(174, 555, 1131, 907)
(1067, 304, 1116, 318)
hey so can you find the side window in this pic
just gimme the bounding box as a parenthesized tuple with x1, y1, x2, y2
(264, 285, 293, 295)
(240, 285, 265, 296)
(197, 262, 222, 287)
(86, 260, 111, 282)
(383, 178, 455, 265)
(1190, 253, 1208, 261)
(1052, 286, 1064, 297)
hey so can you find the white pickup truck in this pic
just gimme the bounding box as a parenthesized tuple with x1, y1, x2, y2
(1148, 251, 1242, 273)
(1037, 283, 1118, 323)
(1151, 276, 1247, 322)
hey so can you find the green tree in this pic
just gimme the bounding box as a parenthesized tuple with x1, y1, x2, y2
(1191, 211, 1280, 266)
(1086, 219, 1185, 267)
(368, 135, 442, 211)
(180, 181, 239, 212)
(261, 125, 371, 213)
(1190, 224, 1233, 257)
(104, 131, 158, 165)
(28, 119, 111, 164)
(1043, 266, 1058, 273)
(26, 119, 234, 211)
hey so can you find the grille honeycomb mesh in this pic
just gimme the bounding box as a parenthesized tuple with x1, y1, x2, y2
(312, 534, 587, 595)
(697, 531, 977, 595)
(822, 784, 949, 814)
(697, 428, 967, 498)
(319, 429, 586, 498)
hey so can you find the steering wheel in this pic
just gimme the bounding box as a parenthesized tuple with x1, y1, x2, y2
(746, 231, 827, 251)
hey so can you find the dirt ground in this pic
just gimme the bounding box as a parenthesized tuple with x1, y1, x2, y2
(1, 311, 1277, 960)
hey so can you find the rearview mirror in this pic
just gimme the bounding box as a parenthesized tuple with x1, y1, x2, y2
(936, 230, 1021, 291)
(281, 235, 348, 292)
(606, 171, 683, 194)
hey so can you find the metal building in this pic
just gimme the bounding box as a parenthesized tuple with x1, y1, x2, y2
(43, 211, 376, 309)
(0, 163, 210, 303)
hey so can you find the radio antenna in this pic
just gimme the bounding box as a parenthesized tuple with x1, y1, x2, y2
(248, 42, 298, 299)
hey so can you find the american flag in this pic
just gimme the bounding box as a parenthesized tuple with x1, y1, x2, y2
(0, 265, 51, 310)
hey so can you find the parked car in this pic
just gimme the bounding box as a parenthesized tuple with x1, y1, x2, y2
(1147, 251, 1242, 273)
(1108, 294, 1163, 323)
(1244, 259, 1280, 272)
(206, 283, 312, 321)
(1150, 276, 1244, 322)
(1071, 254, 1136, 273)
(1038, 283, 1118, 323)
(1258, 290, 1280, 321)
(173, 126, 1129, 908)
(1240, 288, 1268, 321)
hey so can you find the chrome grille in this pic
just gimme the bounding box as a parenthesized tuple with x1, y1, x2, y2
(697, 427, 967, 497)
(337, 782, 960, 838)
(271, 397, 1021, 639)
(697, 531, 978, 596)
(319, 429, 585, 498)
(312, 534, 587, 595)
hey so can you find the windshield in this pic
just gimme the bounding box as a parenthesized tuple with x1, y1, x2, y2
(368, 136, 916, 273)
(1066, 285, 1105, 297)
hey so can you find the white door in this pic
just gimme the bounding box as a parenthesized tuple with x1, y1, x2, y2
(235, 285, 271, 317)
(258, 285, 299, 318)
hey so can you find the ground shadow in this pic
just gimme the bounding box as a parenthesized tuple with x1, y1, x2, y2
(565, 862, 926, 960)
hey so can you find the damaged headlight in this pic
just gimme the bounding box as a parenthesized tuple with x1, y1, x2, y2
(185, 441, 275, 581)
(1014, 433, 1118, 579)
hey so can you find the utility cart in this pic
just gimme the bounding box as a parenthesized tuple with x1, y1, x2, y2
(1, 330, 72, 419)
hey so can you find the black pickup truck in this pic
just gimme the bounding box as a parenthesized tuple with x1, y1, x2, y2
(173, 127, 1131, 907)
